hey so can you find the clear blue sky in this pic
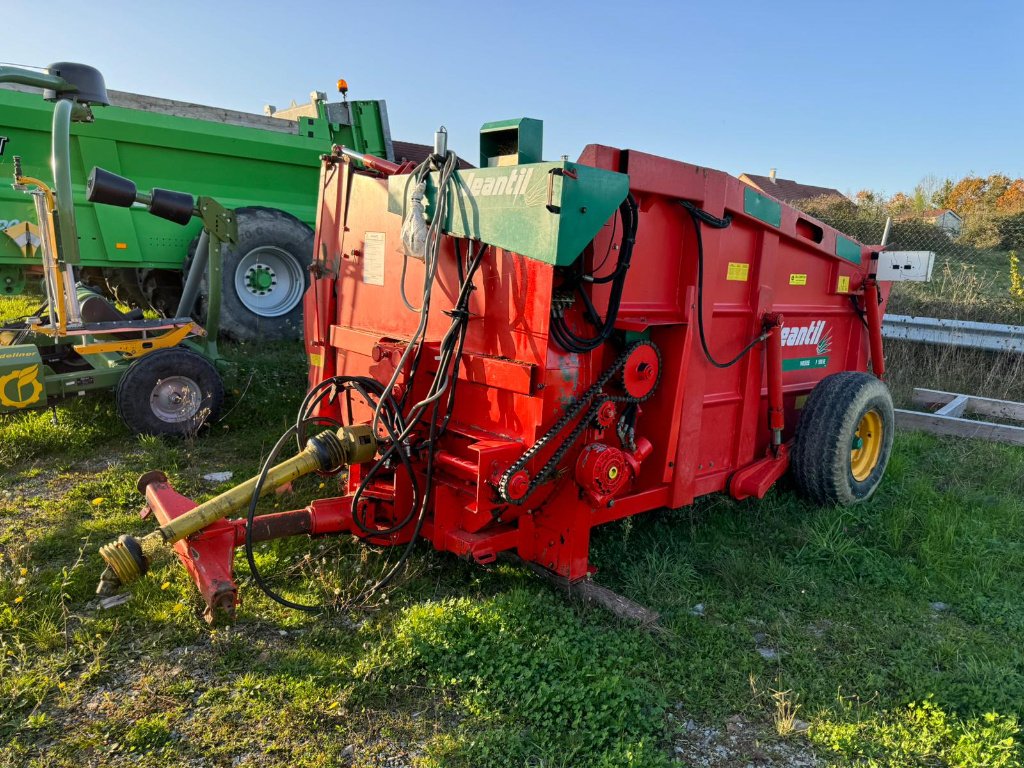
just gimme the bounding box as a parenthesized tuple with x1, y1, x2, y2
(5, 0, 1021, 197)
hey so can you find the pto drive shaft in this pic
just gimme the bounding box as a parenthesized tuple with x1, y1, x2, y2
(96, 425, 376, 597)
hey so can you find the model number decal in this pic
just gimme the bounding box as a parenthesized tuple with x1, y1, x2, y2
(0, 136, 7, 156)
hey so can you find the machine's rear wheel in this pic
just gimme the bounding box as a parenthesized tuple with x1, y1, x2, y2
(116, 347, 223, 436)
(791, 371, 894, 506)
(191, 207, 312, 342)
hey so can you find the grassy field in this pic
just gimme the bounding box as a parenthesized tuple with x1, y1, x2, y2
(2, 276, 1024, 767)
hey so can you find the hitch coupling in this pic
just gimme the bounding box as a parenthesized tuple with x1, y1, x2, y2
(96, 425, 376, 597)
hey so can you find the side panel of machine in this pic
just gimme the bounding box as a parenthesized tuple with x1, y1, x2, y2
(0, 88, 385, 271)
(313, 170, 564, 443)
(581, 146, 887, 506)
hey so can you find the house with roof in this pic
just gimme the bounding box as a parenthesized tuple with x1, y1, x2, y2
(739, 169, 852, 209)
(919, 208, 962, 237)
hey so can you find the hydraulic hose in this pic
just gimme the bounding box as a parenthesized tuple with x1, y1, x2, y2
(550, 195, 638, 353)
(680, 200, 770, 369)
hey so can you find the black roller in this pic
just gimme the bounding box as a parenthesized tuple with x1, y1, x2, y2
(43, 62, 109, 106)
(148, 188, 195, 226)
(87, 167, 137, 207)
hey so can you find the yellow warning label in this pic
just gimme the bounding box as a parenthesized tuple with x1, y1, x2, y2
(837, 275, 850, 293)
(726, 262, 749, 281)
(794, 394, 809, 410)
(309, 353, 323, 368)
(789, 273, 807, 286)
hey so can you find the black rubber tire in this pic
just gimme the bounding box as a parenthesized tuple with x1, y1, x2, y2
(101, 268, 150, 309)
(115, 347, 224, 437)
(791, 371, 895, 506)
(140, 268, 184, 317)
(190, 207, 312, 342)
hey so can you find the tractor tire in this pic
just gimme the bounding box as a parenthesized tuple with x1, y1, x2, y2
(791, 371, 894, 506)
(98, 268, 144, 309)
(115, 347, 224, 437)
(141, 268, 184, 317)
(190, 207, 312, 342)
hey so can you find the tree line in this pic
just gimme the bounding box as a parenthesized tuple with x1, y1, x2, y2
(795, 173, 1024, 252)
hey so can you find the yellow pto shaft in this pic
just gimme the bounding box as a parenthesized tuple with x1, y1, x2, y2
(96, 425, 376, 596)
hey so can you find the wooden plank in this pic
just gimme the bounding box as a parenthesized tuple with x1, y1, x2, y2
(934, 395, 968, 418)
(502, 555, 663, 631)
(912, 388, 1024, 423)
(895, 408, 1024, 446)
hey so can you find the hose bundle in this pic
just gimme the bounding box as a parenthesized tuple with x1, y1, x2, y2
(550, 194, 638, 353)
(245, 149, 488, 614)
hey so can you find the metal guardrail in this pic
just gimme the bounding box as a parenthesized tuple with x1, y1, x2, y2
(882, 314, 1024, 353)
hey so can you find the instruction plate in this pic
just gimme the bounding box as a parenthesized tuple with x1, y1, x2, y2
(727, 262, 750, 281)
(363, 232, 385, 286)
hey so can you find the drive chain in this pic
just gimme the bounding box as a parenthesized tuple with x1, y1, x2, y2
(496, 340, 661, 504)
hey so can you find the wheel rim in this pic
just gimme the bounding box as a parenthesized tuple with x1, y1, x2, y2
(149, 375, 202, 423)
(850, 409, 883, 482)
(233, 246, 304, 318)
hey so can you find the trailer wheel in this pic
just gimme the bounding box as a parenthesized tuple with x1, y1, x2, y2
(791, 372, 894, 506)
(190, 207, 312, 342)
(116, 347, 224, 437)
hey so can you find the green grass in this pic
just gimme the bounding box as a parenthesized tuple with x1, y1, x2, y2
(887, 250, 1024, 327)
(2, 293, 1024, 766)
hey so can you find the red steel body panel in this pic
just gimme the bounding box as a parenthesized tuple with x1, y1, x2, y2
(287, 146, 892, 582)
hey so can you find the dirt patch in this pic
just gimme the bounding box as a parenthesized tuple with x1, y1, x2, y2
(672, 714, 821, 767)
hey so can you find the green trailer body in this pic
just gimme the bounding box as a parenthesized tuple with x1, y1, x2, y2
(0, 85, 395, 338)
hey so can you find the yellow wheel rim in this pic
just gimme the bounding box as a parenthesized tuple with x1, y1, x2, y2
(850, 409, 883, 482)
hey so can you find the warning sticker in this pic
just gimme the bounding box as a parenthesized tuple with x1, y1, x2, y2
(789, 273, 807, 286)
(362, 232, 386, 286)
(837, 275, 850, 293)
(726, 262, 749, 281)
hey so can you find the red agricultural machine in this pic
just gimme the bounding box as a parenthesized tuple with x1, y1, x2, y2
(97, 118, 913, 620)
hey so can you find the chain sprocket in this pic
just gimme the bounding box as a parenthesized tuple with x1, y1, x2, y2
(496, 340, 661, 504)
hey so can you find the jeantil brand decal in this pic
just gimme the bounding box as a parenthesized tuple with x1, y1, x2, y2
(781, 320, 832, 371)
(464, 168, 535, 199)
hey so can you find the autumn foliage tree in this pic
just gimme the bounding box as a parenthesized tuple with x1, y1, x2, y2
(791, 172, 1024, 253)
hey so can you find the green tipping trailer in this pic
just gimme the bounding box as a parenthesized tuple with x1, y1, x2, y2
(0, 82, 395, 340)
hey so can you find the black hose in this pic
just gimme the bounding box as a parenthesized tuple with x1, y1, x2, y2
(244, 423, 320, 613)
(244, 237, 486, 613)
(679, 200, 769, 369)
(550, 195, 638, 353)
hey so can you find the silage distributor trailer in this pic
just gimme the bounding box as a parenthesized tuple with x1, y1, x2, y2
(96, 120, 924, 618)
(0, 66, 394, 340)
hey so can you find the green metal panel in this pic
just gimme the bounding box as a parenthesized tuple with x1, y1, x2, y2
(0, 88, 389, 272)
(0, 344, 45, 412)
(386, 161, 629, 266)
(835, 234, 862, 265)
(743, 187, 782, 228)
(479, 118, 543, 168)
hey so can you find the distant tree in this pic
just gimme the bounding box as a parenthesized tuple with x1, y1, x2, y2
(797, 194, 886, 244)
(888, 192, 914, 218)
(914, 174, 942, 211)
(997, 212, 1024, 250)
(995, 180, 1024, 214)
(940, 175, 987, 214)
(931, 178, 954, 209)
